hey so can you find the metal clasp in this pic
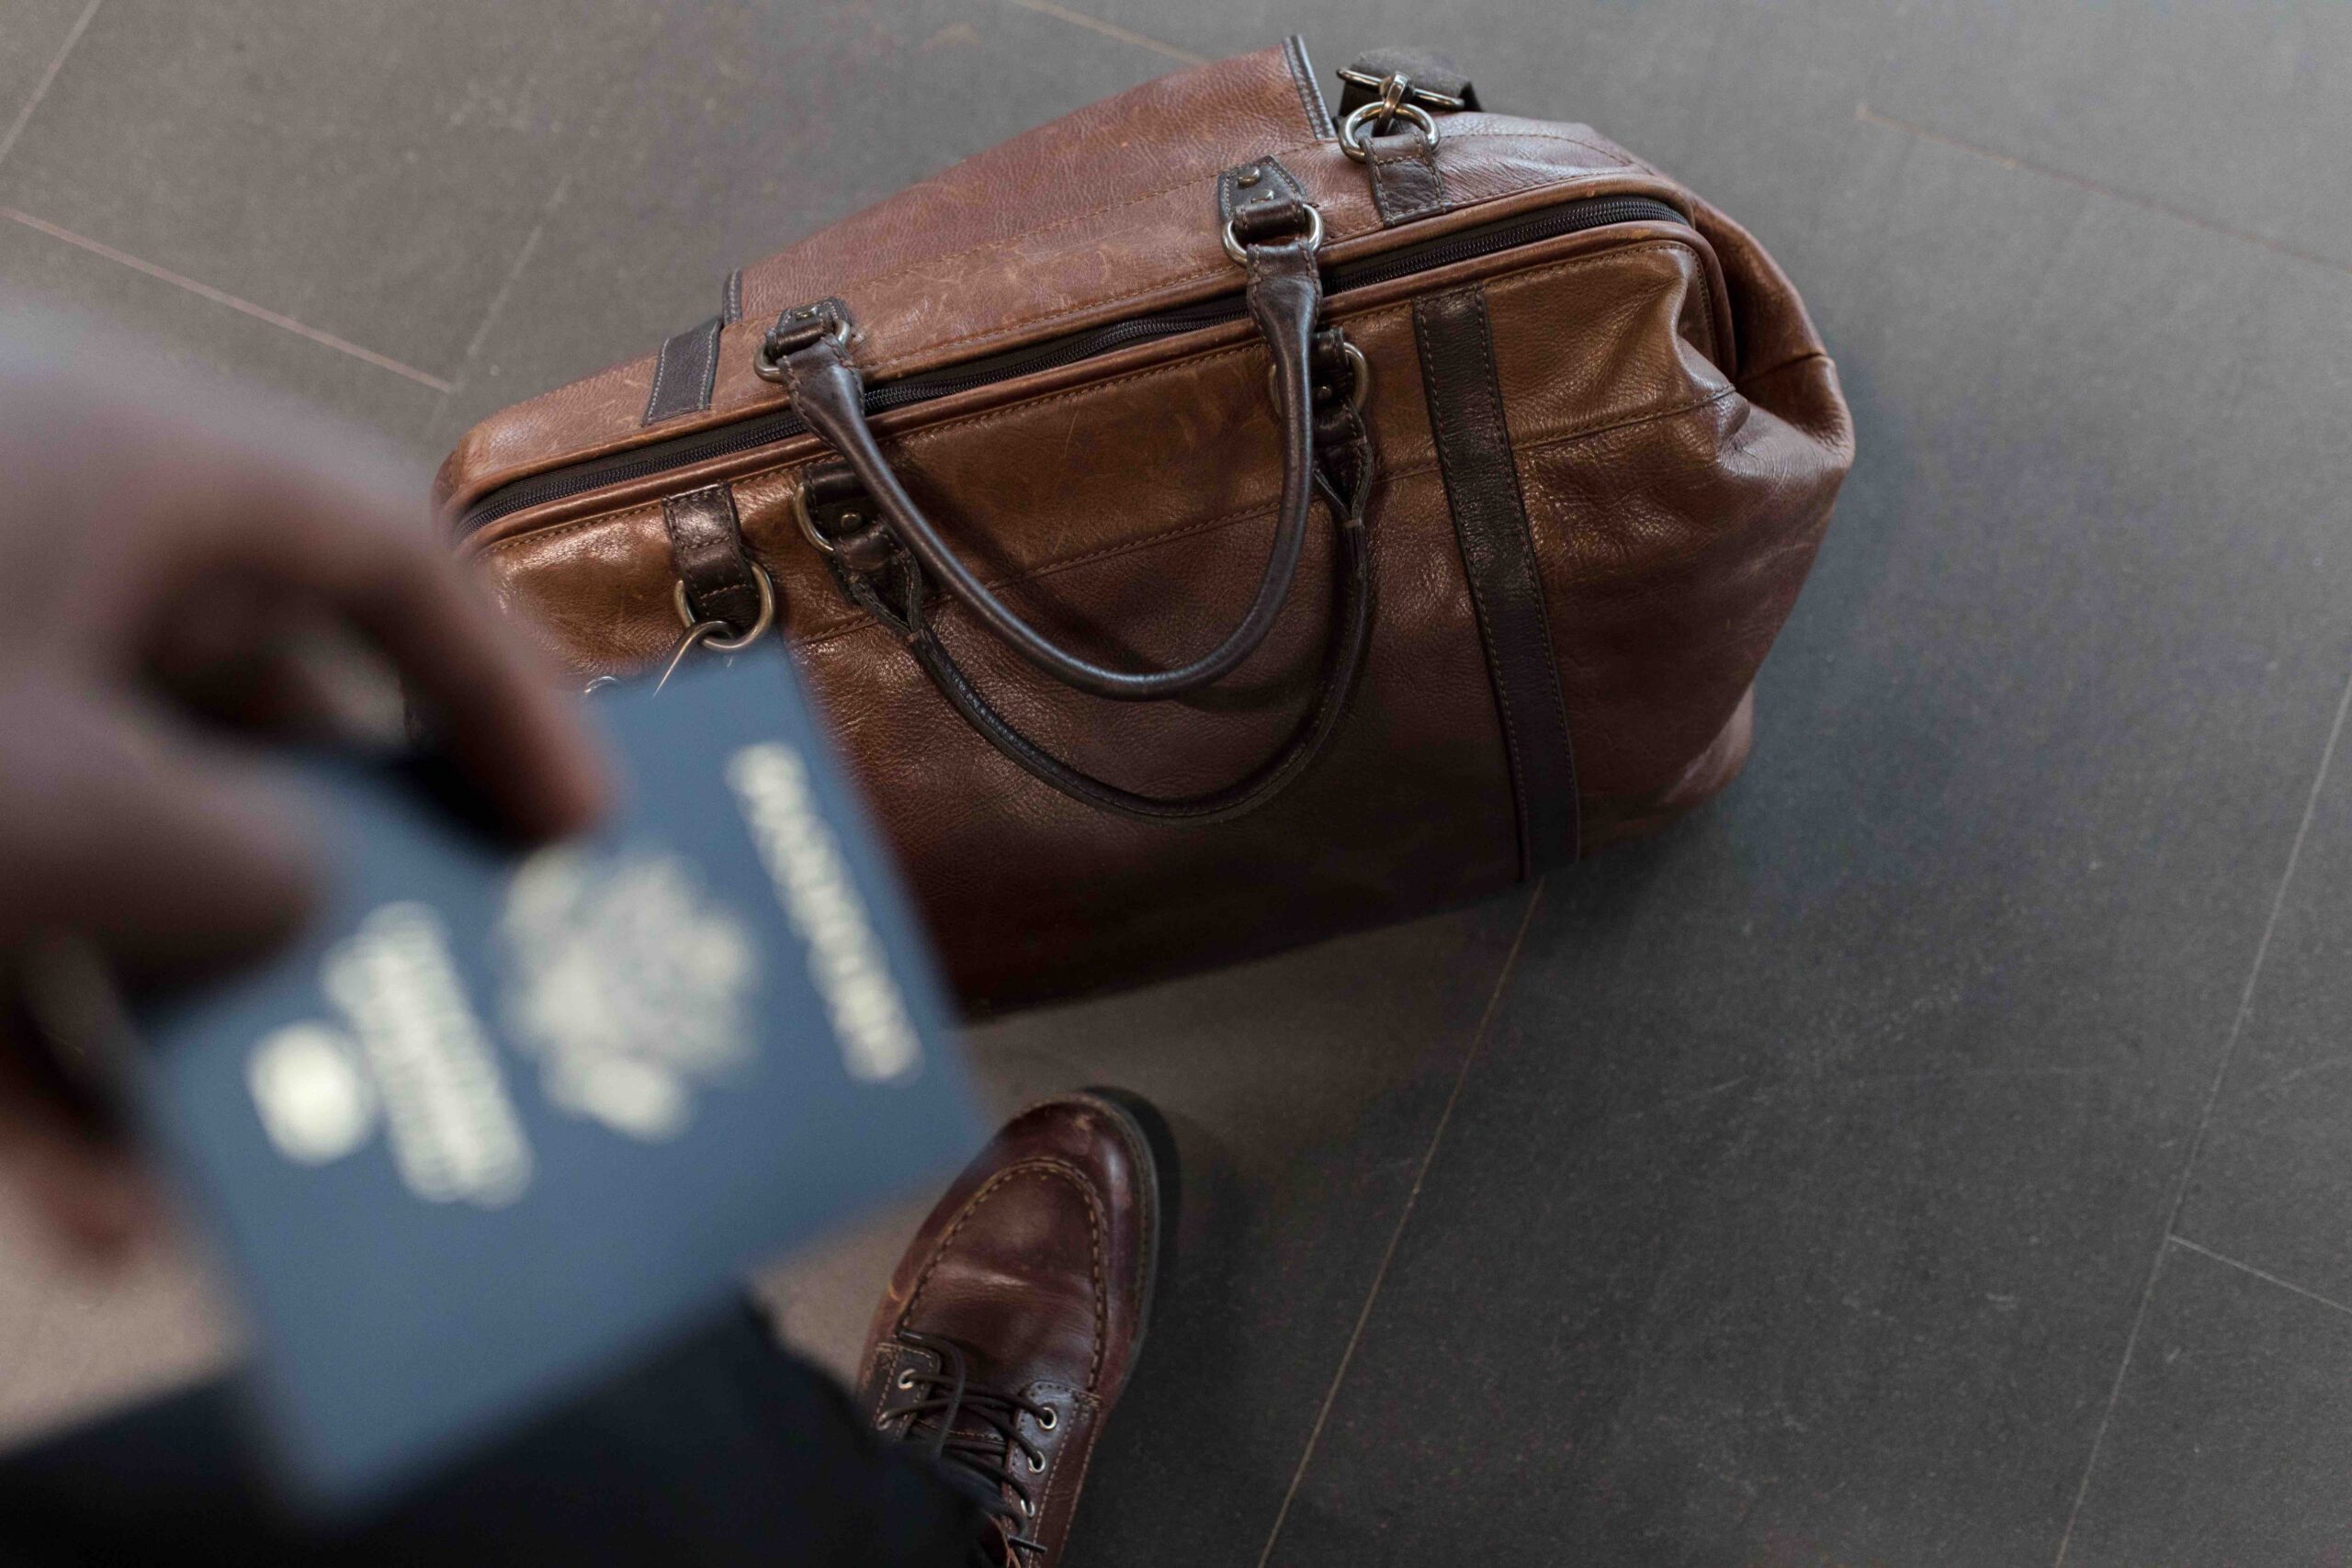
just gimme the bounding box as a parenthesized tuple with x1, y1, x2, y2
(584, 562, 777, 698)
(1335, 67, 1467, 112)
(1337, 71, 1451, 164)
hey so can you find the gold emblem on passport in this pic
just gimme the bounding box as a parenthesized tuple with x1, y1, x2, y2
(499, 847, 759, 1143)
(243, 736, 922, 1197)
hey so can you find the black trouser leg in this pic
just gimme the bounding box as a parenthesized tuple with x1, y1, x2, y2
(0, 1303, 978, 1566)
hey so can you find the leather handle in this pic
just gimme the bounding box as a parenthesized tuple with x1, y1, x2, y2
(827, 406, 1376, 824)
(771, 235, 1329, 704)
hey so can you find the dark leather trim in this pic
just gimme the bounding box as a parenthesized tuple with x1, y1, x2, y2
(1336, 50, 1481, 114)
(1412, 285, 1580, 872)
(662, 483, 763, 633)
(1283, 34, 1335, 139)
(642, 313, 724, 426)
(1364, 130, 1446, 225)
(1216, 155, 1308, 231)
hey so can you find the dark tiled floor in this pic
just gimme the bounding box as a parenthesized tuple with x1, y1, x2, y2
(2061, 1238, 2352, 1567)
(5, 5, 2351, 1566)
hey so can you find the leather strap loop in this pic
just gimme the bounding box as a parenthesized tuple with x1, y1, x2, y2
(661, 484, 765, 635)
(643, 315, 724, 425)
(772, 233, 1330, 704)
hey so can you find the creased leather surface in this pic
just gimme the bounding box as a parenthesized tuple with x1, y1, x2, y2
(452, 50, 1852, 1011)
(433, 40, 1660, 520)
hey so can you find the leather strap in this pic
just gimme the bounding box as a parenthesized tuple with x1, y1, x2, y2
(662, 483, 763, 633)
(1412, 285, 1580, 872)
(1283, 34, 1336, 138)
(820, 405, 1375, 823)
(1363, 130, 1445, 225)
(1337, 49, 1471, 227)
(643, 313, 723, 425)
(769, 224, 1329, 704)
(1216, 155, 1308, 229)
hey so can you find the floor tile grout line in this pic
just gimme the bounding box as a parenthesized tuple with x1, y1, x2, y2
(2166, 1235, 2352, 1320)
(0, 0, 102, 175)
(2050, 654, 2352, 1568)
(1856, 104, 2352, 283)
(425, 174, 573, 435)
(1253, 880, 1546, 1568)
(992, 0, 1207, 66)
(0, 208, 452, 392)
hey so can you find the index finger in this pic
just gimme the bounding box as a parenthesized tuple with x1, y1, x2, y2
(62, 385, 612, 842)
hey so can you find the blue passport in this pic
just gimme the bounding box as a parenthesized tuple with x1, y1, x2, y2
(133, 645, 983, 1509)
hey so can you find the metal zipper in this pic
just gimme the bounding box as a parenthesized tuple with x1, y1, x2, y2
(456, 194, 1687, 538)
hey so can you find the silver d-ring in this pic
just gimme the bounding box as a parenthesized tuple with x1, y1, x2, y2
(1221, 200, 1324, 265)
(671, 561, 775, 652)
(1339, 100, 1440, 164)
(1265, 340, 1372, 415)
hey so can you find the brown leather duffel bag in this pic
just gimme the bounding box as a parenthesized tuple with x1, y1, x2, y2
(438, 40, 1852, 1011)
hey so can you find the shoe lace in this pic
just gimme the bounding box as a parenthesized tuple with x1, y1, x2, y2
(880, 1330, 1056, 1565)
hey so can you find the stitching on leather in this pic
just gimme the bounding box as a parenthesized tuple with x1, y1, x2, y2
(1474, 293, 1583, 852)
(481, 371, 1729, 599)
(779, 389, 1741, 650)
(485, 244, 1727, 566)
(786, 499, 1285, 647)
(1030, 1392, 1104, 1550)
(899, 1159, 1109, 1388)
(1368, 136, 1445, 225)
(692, 326, 719, 410)
(463, 215, 1693, 514)
(865, 210, 1683, 378)
(495, 376, 1736, 668)
(1513, 389, 1756, 547)
(1283, 35, 1334, 140)
(749, 135, 1325, 321)
(878, 252, 1273, 376)
(1735, 348, 1832, 392)
(866, 241, 1705, 449)
(756, 126, 1634, 332)
(867, 1341, 932, 1431)
(642, 332, 675, 426)
(1417, 292, 1532, 854)
(474, 155, 1659, 446)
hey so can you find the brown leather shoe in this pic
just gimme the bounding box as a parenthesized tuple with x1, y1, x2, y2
(857, 1090, 1166, 1566)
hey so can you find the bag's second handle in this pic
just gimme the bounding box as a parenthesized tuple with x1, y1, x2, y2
(818, 401, 1375, 825)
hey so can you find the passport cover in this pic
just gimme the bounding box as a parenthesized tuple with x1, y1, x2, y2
(133, 645, 983, 1509)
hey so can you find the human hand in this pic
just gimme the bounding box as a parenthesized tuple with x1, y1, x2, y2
(0, 327, 609, 1257)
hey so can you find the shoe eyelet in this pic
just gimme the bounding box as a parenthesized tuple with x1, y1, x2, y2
(1037, 1407, 1057, 1431)
(896, 1370, 917, 1390)
(1027, 1451, 1046, 1473)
